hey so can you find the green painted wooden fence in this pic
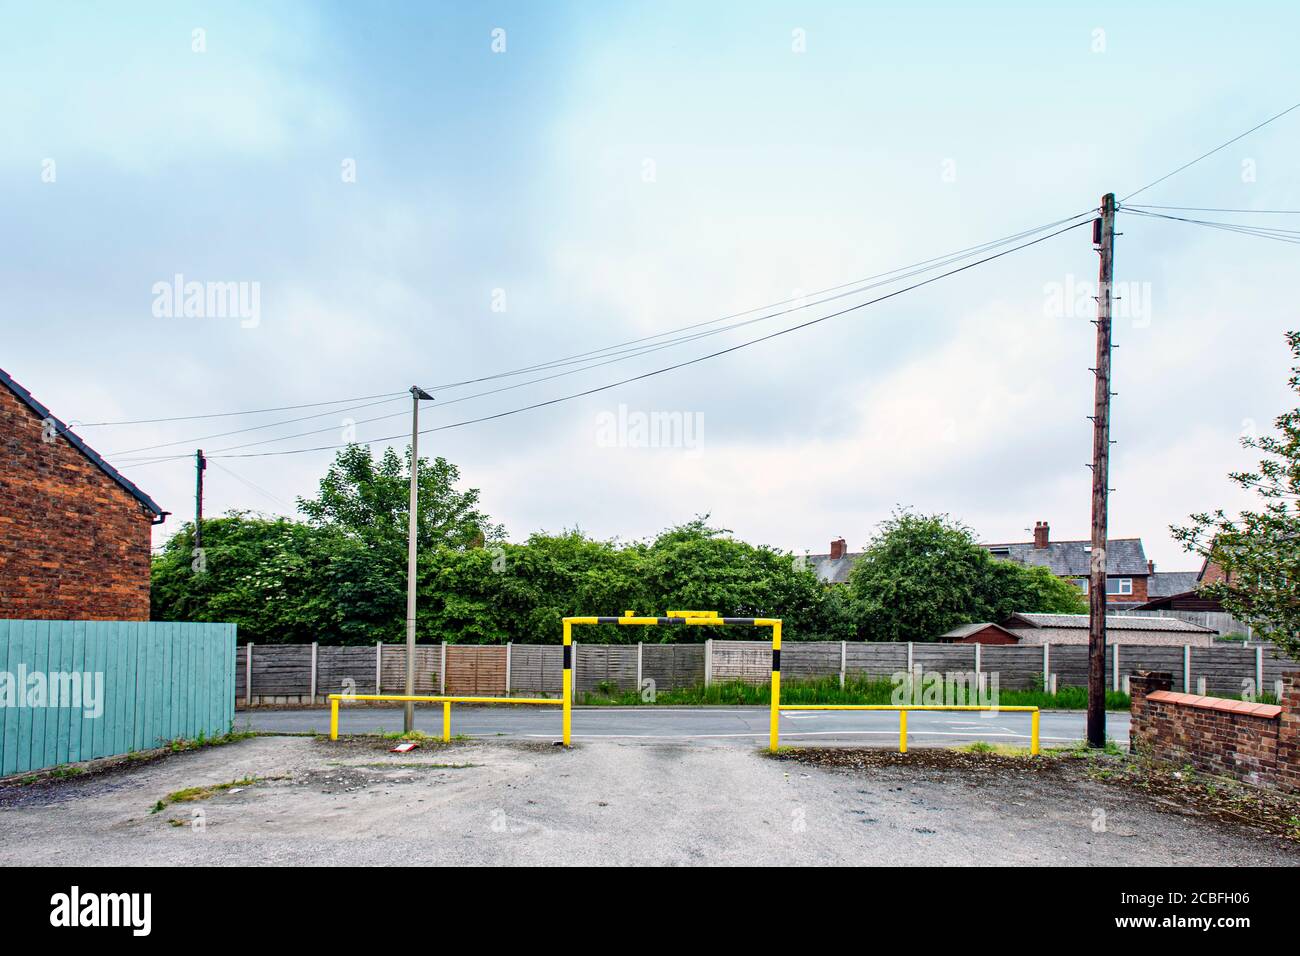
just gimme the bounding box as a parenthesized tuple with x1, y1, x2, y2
(0, 620, 236, 776)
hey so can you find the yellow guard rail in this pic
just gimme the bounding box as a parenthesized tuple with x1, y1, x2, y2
(329, 693, 565, 743)
(768, 625, 1040, 753)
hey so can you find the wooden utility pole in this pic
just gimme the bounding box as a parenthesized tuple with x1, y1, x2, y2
(194, 448, 207, 550)
(404, 386, 434, 733)
(1087, 193, 1116, 748)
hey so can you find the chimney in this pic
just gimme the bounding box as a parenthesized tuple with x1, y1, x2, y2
(1148, 560, 1155, 574)
(1033, 521, 1049, 549)
(830, 537, 846, 560)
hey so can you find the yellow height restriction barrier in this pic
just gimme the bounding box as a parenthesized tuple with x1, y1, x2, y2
(565, 610, 784, 747)
(768, 624, 1040, 754)
(328, 694, 565, 743)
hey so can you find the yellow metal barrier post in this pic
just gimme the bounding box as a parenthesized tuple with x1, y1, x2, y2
(899, 710, 908, 753)
(562, 619, 573, 747)
(330, 696, 339, 740)
(1031, 709, 1040, 755)
(442, 701, 451, 743)
(769, 621, 782, 752)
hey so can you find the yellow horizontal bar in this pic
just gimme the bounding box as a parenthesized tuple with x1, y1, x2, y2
(666, 610, 720, 619)
(563, 616, 600, 625)
(617, 617, 664, 625)
(752, 619, 781, 627)
(329, 694, 561, 706)
(776, 704, 1038, 712)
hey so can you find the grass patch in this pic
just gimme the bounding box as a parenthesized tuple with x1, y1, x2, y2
(579, 676, 1129, 711)
(151, 776, 258, 812)
(956, 741, 1033, 757)
(377, 731, 468, 743)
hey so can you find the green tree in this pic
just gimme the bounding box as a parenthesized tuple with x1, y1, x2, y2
(297, 444, 502, 551)
(847, 510, 1086, 642)
(1172, 331, 1300, 657)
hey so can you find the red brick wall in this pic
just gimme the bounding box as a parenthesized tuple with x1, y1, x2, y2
(0, 384, 154, 620)
(1130, 670, 1299, 793)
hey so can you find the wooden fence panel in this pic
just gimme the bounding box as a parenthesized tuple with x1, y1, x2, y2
(0, 620, 236, 776)
(641, 643, 705, 690)
(317, 646, 379, 697)
(783, 642, 842, 680)
(509, 645, 562, 694)
(445, 645, 507, 696)
(845, 643, 908, 679)
(575, 645, 639, 693)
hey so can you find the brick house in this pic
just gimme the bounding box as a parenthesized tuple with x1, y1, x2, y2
(0, 368, 167, 620)
(979, 521, 1153, 609)
(807, 524, 1172, 607)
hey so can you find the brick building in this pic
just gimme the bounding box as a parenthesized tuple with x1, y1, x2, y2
(0, 368, 167, 620)
(806, 523, 1177, 607)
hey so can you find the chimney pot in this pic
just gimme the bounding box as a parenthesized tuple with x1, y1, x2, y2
(830, 537, 846, 560)
(1033, 521, 1049, 549)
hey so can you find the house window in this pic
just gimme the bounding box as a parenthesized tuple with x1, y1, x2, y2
(1075, 578, 1088, 593)
(1105, 578, 1133, 595)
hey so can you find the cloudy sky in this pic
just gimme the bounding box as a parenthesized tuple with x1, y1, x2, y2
(4, 1, 1297, 568)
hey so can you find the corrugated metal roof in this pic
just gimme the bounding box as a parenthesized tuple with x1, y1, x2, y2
(940, 622, 1021, 640)
(980, 537, 1148, 576)
(1001, 612, 1214, 633)
(0, 366, 166, 518)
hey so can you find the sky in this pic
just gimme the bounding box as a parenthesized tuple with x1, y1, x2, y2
(3, 1, 1298, 569)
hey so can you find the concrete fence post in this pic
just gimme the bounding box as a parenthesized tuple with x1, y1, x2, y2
(839, 641, 847, 688)
(1256, 645, 1264, 699)
(440, 643, 447, 694)
(704, 638, 713, 687)
(636, 642, 643, 692)
(246, 643, 253, 706)
(1112, 643, 1119, 693)
(1183, 645, 1191, 692)
(973, 643, 981, 678)
(375, 642, 382, 694)
(1042, 644, 1050, 691)
(505, 642, 512, 696)
(1197, 675, 1208, 695)
(907, 641, 914, 675)
(310, 641, 318, 704)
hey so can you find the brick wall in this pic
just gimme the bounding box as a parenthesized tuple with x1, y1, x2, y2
(0, 384, 154, 620)
(1130, 670, 1299, 793)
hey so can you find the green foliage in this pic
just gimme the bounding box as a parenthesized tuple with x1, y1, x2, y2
(1173, 331, 1300, 658)
(297, 444, 503, 550)
(846, 510, 1086, 642)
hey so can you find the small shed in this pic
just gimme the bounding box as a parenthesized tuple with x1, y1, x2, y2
(939, 622, 1022, 645)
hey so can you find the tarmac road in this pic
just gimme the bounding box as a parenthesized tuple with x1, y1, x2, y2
(239, 705, 1129, 749)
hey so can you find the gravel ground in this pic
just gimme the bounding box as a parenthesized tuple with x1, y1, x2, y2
(1, 735, 1296, 866)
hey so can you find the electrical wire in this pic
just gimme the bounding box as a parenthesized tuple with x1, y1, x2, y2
(77, 391, 408, 426)
(1120, 207, 1300, 245)
(208, 218, 1092, 460)
(1121, 100, 1300, 202)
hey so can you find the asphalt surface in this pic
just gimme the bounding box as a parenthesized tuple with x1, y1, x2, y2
(238, 705, 1129, 749)
(3, 733, 1291, 866)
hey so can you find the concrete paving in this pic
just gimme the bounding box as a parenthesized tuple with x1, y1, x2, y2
(239, 705, 1130, 749)
(2, 733, 1291, 866)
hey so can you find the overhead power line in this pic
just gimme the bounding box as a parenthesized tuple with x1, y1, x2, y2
(78, 391, 408, 427)
(1127, 203, 1300, 215)
(1121, 99, 1300, 202)
(98, 209, 1095, 460)
(208, 218, 1092, 461)
(1120, 207, 1300, 245)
